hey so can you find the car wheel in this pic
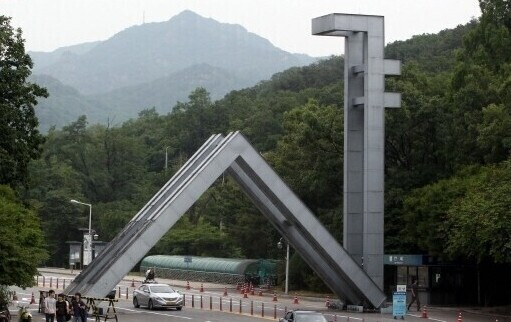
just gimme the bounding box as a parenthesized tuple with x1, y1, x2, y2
(176, 307, 182, 311)
(133, 297, 140, 308)
(148, 299, 154, 310)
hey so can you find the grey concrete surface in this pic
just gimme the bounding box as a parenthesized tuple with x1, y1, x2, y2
(10, 279, 509, 322)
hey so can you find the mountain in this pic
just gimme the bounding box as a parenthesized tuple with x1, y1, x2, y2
(92, 63, 248, 119)
(30, 75, 108, 132)
(29, 41, 100, 71)
(33, 10, 315, 95)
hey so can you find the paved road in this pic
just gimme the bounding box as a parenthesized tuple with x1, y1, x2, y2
(19, 271, 509, 322)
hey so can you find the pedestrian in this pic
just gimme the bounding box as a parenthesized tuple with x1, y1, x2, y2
(55, 294, 69, 322)
(407, 278, 421, 312)
(71, 292, 87, 322)
(44, 289, 56, 322)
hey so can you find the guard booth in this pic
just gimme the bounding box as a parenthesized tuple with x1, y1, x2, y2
(384, 254, 478, 306)
(67, 241, 82, 270)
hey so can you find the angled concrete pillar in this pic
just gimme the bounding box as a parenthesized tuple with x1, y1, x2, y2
(312, 13, 401, 290)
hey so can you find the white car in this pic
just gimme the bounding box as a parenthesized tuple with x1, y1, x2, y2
(133, 283, 183, 310)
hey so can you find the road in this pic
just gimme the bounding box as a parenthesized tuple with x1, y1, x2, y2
(6, 271, 506, 322)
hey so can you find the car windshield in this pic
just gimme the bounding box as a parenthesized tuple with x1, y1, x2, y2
(296, 313, 328, 322)
(150, 285, 175, 294)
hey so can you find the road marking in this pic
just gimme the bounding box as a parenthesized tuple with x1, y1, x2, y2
(408, 313, 446, 322)
(323, 314, 363, 321)
(117, 307, 192, 320)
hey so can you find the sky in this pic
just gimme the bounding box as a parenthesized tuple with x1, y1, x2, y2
(2, 0, 481, 57)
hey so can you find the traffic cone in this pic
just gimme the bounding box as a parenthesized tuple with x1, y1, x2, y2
(223, 287, 228, 296)
(243, 289, 248, 298)
(293, 296, 299, 304)
(240, 286, 244, 294)
(186, 281, 190, 290)
(325, 296, 330, 308)
(258, 289, 263, 296)
(272, 292, 277, 302)
(457, 312, 462, 322)
(131, 278, 135, 287)
(12, 291, 18, 301)
(200, 283, 204, 292)
(30, 293, 36, 304)
(250, 285, 255, 295)
(421, 306, 428, 318)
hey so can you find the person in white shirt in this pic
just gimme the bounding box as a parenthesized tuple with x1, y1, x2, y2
(44, 289, 56, 322)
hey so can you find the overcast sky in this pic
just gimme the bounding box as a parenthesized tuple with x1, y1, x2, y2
(2, 0, 481, 57)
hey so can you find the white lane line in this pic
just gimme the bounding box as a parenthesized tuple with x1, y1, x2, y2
(408, 313, 446, 322)
(117, 307, 192, 320)
(323, 314, 363, 321)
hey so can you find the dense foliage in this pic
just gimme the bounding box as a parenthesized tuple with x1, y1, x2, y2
(0, 16, 47, 301)
(0, 16, 47, 186)
(17, 0, 511, 300)
(0, 185, 47, 287)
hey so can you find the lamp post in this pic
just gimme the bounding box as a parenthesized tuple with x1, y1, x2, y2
(70, 199, 93, 266)
(165, 146, 170, 173)
(277, 238, 289, 295)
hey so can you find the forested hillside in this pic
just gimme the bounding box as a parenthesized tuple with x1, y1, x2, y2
(24, 1, 510, 303)
(30, 11, 315, 130)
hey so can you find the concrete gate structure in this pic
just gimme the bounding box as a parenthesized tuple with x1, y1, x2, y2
(65, 13, 400, 309)
(312, 13, 401, 290)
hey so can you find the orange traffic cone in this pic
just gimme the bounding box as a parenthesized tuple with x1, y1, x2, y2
(457, 312, 463, 322)
(325, 296, 330, 308)
(421, 306, 428, 318)
(200, 283, 204, 292)
(12, 291, 18, 301)
(186, 281, 190, 290)
(293, 296, 299, 304)
(243, 289, 248, 298)
(272, 292, 278, 302)
(131, 278, 135, 287)
(223, 287, 228, 296)
(250, 285, 255, 296)
(30, 293, 36, 304)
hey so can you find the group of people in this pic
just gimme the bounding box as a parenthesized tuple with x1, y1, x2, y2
(43, 290, 87, 322)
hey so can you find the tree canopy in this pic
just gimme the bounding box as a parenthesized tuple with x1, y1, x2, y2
(0, 16, 47, 187)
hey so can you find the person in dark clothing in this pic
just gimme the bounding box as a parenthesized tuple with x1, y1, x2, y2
(407, 279, 421, 311)
(146, 268, 155, 281)
(55, 294, 69, 322)
(71, 293, 87, 322)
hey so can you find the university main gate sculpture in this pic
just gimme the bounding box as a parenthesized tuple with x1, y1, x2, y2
(66, 13, 400, 309)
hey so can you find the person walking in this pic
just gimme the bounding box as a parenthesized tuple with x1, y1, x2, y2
(71, 293, 87, 322)
(407, 279, 421, 312)
(55, 294, 69, 322)
(44, 290, 56, 322)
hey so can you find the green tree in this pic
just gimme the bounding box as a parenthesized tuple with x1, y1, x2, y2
(0, 185, 47, 286)
(0, 16, 47, 186)
(449, 0, 511, 164)
(446, 161, 511, 263)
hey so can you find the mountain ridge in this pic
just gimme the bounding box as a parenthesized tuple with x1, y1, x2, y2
(33, 10, 315, 95)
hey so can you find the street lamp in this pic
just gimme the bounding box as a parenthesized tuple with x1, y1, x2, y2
(70, 199, 93, 266)
(277, 237, 290, 295)
(165, 146, 170, 173)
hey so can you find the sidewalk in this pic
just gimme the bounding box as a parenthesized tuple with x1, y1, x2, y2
(38, 267, 249, 292)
